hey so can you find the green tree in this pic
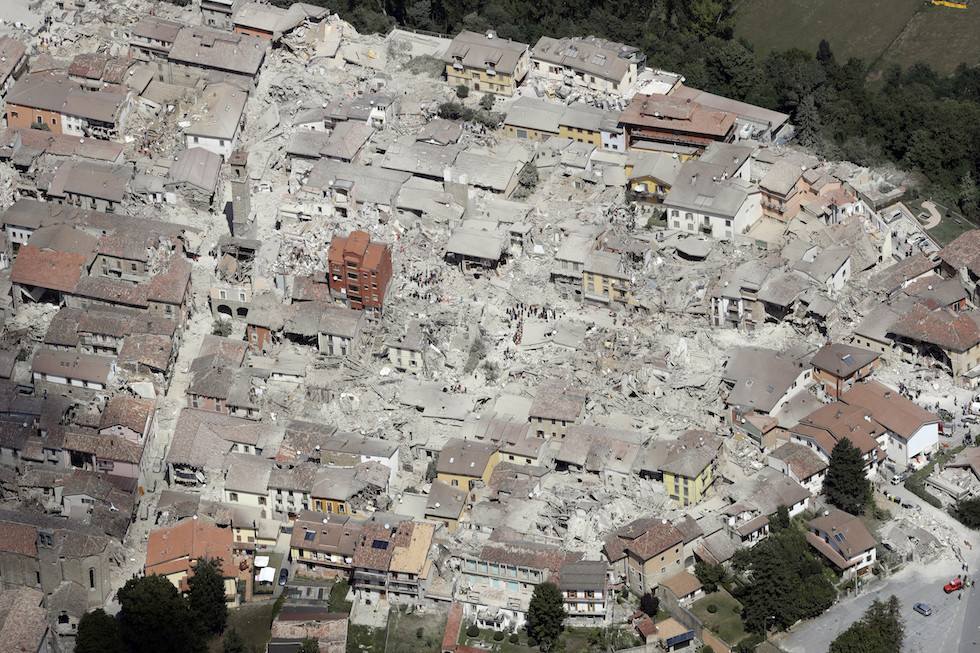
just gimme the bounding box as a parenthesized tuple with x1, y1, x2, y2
(733, 528, 835, 633)
(187, 557, 229, 635)
(960, 172, 979, 219)
(951, 496, 980, 528)
(639, 592, 660, 617)
(771, 505, 791, 532)
(862, 596, 904, 652)
(823, 437, 872, 515)
(829, 595, 903, 653)
(117, 575, 203, 653)
(528, 582, 566, 649)
(456, 84, 470, 99)
(223, 628, 246, 653)
(694, 561, 729, 593)
(425, 454, 439, 483)
(794, 94, 821, 147)
(829, 623, 886, 653)
(479, 93, 495, 111)
(513, 161, 539, 199)
(76, 609, 125, 653)
(297, 638, 319, 653)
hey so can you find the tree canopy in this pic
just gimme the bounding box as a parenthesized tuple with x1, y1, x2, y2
(823, 437, 872, 516)
(829, 595, 904, 653)
(527, 582, 567, 648)
(951, 496, 980, 529)
(187, 557, 229, 635)
(117, 575, 205, 653)
(76, 608, 125, 653)
(732, 527, 836, 632)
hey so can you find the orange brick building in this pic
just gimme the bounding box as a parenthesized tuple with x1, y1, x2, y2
(326, 231, 392, 317)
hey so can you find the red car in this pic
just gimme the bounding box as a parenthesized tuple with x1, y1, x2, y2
(945, 578, 963, 593)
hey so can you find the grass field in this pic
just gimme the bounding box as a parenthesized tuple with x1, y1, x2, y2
(385, 607, 447, 653)
(209, 603, 275, 653)
(691, 590, 748, 646)
(735, 0, 980, 74)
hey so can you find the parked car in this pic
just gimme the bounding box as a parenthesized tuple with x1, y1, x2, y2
(890, 474, 904, 485)
(278, 568, 289, 586)
(914, 603, 932, 616)
(882, 542, 896, 552)
(944, 578, 963, 593)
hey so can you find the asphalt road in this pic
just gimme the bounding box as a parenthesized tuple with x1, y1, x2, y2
(959, 556, 980, 653)
(775, 559, 973, 653)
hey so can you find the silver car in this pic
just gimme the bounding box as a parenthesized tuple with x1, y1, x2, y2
(913, 603, 932, 616)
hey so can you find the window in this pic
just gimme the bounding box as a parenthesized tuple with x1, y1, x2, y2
(229, 492, 239, 501)
(193, 136, 199, 143)
(338, 504, 345, 513)
(10, 111, 17, 118)
(89, 568, 95, 588)
(258, 497, 267, 505)
(51, 117, 57, 125)
(36, 115, 43, 124)
(451, 479, 458, 487)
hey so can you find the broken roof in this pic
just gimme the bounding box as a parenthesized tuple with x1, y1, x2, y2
(185, 83, 247, 140)
(168, 147, 222, 194)
(889, 302, 980, 353)
(939, 229, 980, 277)
(760, 159, 804, 197)
(529, 379, 586, 421)
(769, 442, 828, 480)
(168, 26, 266, 76)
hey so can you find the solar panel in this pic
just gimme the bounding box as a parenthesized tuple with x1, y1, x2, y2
(304, 531, 315, 541)
(371, 539, 389, 550)
(833, 532, 846, 542)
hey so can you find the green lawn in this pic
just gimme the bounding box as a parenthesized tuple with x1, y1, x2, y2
(329, 580, 353, 614)
(735, 0, 920, 65)
(878, 3, 980, 73)
(458, 627, 607, 652)
(691, 590, 749, 647)
(735, 0, 980, 74)
(210, 603, 274, 653)
(385, 607, 448, 653)
(347, 624, 387, 653)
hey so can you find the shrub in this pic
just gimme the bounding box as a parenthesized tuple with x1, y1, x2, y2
(456, 84, 470, 98)
(528, 638, 538, 648)
(706, 604, 718, 613)
(415, 627, 424, 640)
(699, 647, 715, 653)
(493, 631, 505, 641)
(466, 624, 480, 638)
(212, 320, 232, 337)
(509, 633, 519, 643)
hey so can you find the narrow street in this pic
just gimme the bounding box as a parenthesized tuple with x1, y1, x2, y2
(112, 231, 224, 590)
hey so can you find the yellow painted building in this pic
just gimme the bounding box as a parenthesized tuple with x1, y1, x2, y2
(660, 431, 722, 507)
(582, 251, 641, 307)
(436, 438, 501, 490)
(557, 124, 600, 146)
(444, 31, 530, 97)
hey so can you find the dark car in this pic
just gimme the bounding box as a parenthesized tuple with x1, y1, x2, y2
(914, 603, 932, 616)
(278, 568, 288, 586)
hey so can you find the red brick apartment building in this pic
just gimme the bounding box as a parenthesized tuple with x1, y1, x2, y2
(327, 231, 392, 316)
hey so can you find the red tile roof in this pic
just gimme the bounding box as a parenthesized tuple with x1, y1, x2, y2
(0, 522, 39, 556)
(9, 245, 86, 292)
(890, 303, 980, 353)
(442, 602, 463, 652)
